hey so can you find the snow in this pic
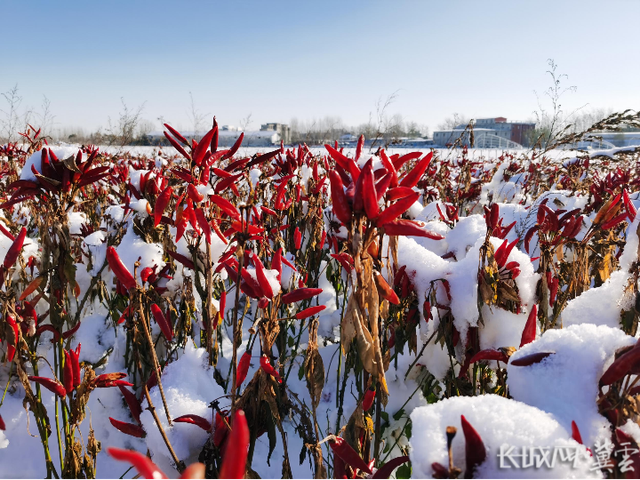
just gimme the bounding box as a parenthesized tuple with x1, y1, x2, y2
(507, 324, 635, 447)
(4, 143, 640, 479)
(410, 395, 598, 478)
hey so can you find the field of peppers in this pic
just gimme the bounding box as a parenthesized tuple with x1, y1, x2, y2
(2, 121, 640, 479)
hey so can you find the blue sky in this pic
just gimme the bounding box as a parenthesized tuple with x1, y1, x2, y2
(2, 0, 639, 135)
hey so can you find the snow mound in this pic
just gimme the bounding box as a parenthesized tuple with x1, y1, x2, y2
(410, 395, 598, 478)
(507, 324, 635, 446)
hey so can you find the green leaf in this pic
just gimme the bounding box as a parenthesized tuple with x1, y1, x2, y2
(393, 408, 405, 421)
(396, 462, 412, 479)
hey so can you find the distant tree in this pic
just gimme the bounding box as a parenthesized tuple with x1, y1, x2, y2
(0, 84, 25, 142)
(406, 121, 428, 138)
(529, 59, 581, 150)
(187, 92, 208, 137)
(437, 113, 470, 130)
(106, 98, 146, 147)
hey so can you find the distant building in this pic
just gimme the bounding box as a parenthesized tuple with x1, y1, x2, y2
(261, 123, 291, 145)
(433, 117, 536, 148)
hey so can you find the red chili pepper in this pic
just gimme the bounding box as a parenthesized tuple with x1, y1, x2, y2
(362, 386, 375, 412)
(218, 290, 226, 325)
(164, 123, 188, 145)
(93, 372, 128, 388)
(520, 305, 537, 348)
(193, 207, 211, 244)
(236, 351, 252, 387)
(549, 275, 559, 306)
(280, 253, 297, 272)
(334, 454, 348, 479)
(392, 151, 421, 171)
(180, 463, 206, 480)
(399, 152, 432, 189)
(601, 212, 628, 230)
(385, 187, 415, 202)
(360, 161, 379, 220)
(494, 237, 519, 268)
(260, 355, 282, 383)
(174, 414, 212, 432)
(70, 344, 81, 387)
(62, 321, 81, 340)
(154, 186, 173, 228)
(151, 304, 173, 342)
(107, 247, 136, 291)
(109, 417, 146, 438)
(210, 118, 219, 152)
(0, 223, 15, 241)
(381, 219, 445, 240)
(431, 462, 449, 478)
(282, 288, 323, 304)
(468, 349, 509, 364)
(139, 267, 154, 284)
(210, 194, 241, 221)
(460, 415, 486, 477)
(35, 324, 61, 342)
(294, 227, 302, 250)
(5, 315, 19, 362)
(379, 150, 399, 188)
(108, 448, 166, 479)
(167, 250, 195, 270)
(328, 436, 372, 475)
(375, 172, 393, 203)
(192, 127, 216, 166)
(373, 271, 400, 305)
(510, 351, 555, 367)
(272, 248, 283, 281)
(213, 411, 230, 447)
(372, 455, 410, 479)
(221, 132, 244, 161)
(624, 189, 637, 222)
(252, 254, 274, 298)
(19, 275, 44, 301)
(355, 135, 364, 162)
(0, 415, 5, 430)
(118, 385, 142, 424)
(295, 305, 326, 320)
(28, 376, 66, 397)
(600, 343, 640, 386)
(325, 144, 360, 181)
(241, 268, 265, 298)
(219, 410, 250, 479)
(571, 420, 583, 444)
(63, 350, 74, 396)
(329, 170, 352, 225)
(4, 227, 26, 269)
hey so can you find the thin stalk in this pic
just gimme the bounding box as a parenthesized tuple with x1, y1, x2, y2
(137, 301, 172, 426)
(142, 384, 185, 473)
(0, 374, 10, 407)
(53, 349, 64, 470)
(205, 240, 215, 365)
(285, 318, 307, 382)
(373, 381, 382, 465)
(230, 232, 247, 412)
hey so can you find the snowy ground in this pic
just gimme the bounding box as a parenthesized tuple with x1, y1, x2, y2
(1, 141, 639, 478)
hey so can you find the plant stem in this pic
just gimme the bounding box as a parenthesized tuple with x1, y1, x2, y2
(137, 301, 172, 426)
(230, 236, 246, 412)
(142, 384, 185, 473)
